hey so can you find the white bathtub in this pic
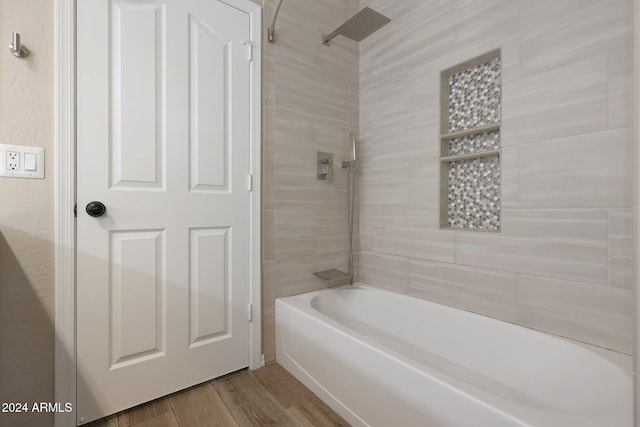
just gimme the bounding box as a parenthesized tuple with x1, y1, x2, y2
(275, 284, 632, 427)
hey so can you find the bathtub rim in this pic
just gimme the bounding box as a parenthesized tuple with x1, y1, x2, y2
(276, 283, 633, 426)
(283, 282, 633, 375)
(276, 288, 528, 427)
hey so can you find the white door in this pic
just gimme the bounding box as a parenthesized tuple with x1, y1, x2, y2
(76, 0, 253, 424)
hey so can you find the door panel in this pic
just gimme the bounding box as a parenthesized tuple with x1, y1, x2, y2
(76, 0, 252, 424)
(189, 227, 229, 345)
(109, 230, 165, 367)
(189, 16, 229, 191)
(111, 0, 165, 189)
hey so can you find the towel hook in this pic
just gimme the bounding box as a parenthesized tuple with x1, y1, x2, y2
(9, 32, 29, 58)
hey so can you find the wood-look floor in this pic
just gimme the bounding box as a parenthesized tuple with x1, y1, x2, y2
(85, 362, 349, 427)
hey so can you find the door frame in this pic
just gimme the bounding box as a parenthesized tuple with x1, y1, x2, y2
(54, 1, 262, 425)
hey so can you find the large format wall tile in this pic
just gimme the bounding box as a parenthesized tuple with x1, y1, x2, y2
(275, 208, 316, 259)
(274, 255, 332, 299)
(263, 105, 275, 159)
(369, 114, 434, 168)
(360, 251, 409, 292)
(608, 49, 634, 129)
(316, 206, 349, 254)
(409, 259, 519, 322)
(609, 209, 633, 289)
(359, 164, 409, 209)
(454, 0, 524, 44)
(502, 56, 608, 145)
(453, 1, 524, 74)
(408, 156, 439, 210)
(399, 0, 457, 76)
(519, 0, 633, 77)
(360, 0, 408, 22)
(518, 128, 632, 209)
(274, 250, 351, 296)
(263, 209, 275, 261)
(500, 146, 518, 209)
(457, 210, 609, 285)
(274, 158, 317, 209)
(348, 85, 359, 128)
(276, 64, 350, 125)
(263, 156, 275, 210)
(275, 16, 317, 74)
(315, 121, 357, 161)
(372, 209, 455, 263)
(316, 31, 359, 87)
(262, 260, 276, 313)
(280, 0, 351, 33)
(275, 110, 315, 163)
(518, 275, 633, 354)
(406, 69, 441, 125)
(360, 73, 408, 130)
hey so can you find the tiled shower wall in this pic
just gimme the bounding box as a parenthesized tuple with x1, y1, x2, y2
(256, 0, 360, 361)
(358, 0, 634, 354)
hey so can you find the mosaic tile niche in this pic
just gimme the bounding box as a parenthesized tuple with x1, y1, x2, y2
(440, 51, 501, 231)
(448, 57, 501, 133)
(448, 156, 500, 229)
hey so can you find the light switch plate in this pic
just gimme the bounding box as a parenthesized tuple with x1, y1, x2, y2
(0, 144, 45, 179)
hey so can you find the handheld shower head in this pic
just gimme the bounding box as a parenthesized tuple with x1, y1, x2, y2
(342, 133, 357, 168)
(350, 132, 356, 163)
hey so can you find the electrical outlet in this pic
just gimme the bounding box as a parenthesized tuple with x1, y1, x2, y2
(0, 144, 44, 179)
(6, 151, 20, 170)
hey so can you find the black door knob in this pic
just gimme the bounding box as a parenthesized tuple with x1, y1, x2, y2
(86, 201, 106, 217)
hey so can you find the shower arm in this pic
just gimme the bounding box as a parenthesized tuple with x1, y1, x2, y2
(267, 0, 284, 43)
(322, 30, 340, 46)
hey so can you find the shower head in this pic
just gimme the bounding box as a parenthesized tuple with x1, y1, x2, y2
(323, 7, 391, 45)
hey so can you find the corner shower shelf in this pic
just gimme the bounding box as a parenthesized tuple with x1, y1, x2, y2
(313, 269, 351, 285)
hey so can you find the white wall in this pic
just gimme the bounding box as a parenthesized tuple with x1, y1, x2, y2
(359, 0, 634, 354)
(0, 1, 54, 427)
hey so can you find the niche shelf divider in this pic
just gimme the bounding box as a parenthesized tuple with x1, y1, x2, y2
(440, 122, 500, 141)
(440, 148, 500, 163)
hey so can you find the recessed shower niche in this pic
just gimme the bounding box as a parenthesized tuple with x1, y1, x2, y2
(440, 49, 502, 231)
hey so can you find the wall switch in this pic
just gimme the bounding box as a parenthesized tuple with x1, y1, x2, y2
(0, 144, 44, 179)
(24, 153, 37, 171)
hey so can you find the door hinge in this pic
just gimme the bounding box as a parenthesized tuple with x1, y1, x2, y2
(247, 173, 253, 191)
(74, 203, 77, 218)
(248, 303, 253, 322)
(243, 40, 253, 62)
